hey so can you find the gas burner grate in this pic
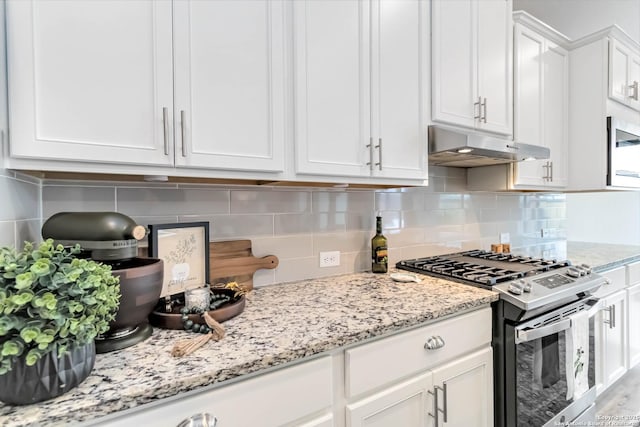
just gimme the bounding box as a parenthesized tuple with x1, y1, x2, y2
(396, 250, 570, 289)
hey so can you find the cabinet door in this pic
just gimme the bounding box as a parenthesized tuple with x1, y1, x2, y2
(543, 41, 569, 188)
(293, 0, 371, 177)
(370, 0, 428, 180)
(627, 283, 640, 368)
(512, 24, 545, 187)
(476, 0, 512, 135)
(601, 290, 628, 391)
(430, 347, 493, 427)
(609, 38, 631, 105)
(7, 0, 174, 166)
(346, 372, 433, 427)
(628, 53, 640, 111)
(173, 0, 286, 172)
(431, 0, 476, 129)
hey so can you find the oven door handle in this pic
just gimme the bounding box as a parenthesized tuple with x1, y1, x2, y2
(516, 318, 572, 344)
(515, 298, 602, 344)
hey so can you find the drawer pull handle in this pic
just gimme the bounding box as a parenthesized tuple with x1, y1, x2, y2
(424, 335, 445, 350)
(177, 413, 217, 427)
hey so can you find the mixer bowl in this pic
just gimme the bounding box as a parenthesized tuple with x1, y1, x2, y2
(96, 257, 163, 352)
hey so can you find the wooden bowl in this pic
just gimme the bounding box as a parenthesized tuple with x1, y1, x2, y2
(149, 288, 245, 330)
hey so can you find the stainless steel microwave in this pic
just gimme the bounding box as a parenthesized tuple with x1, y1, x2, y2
(607, 116, 640, 188)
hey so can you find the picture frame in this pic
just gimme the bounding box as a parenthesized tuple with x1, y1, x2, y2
(147, 222, 210, 298)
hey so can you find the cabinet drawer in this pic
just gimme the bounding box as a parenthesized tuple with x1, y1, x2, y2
(627, 261, 640, 286)
(594, 266, 627, 298)
(90, 356, 333, 427)
(345, 307, 491, 398)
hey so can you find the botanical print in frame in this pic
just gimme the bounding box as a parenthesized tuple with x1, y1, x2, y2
(148, 222, 210, 298)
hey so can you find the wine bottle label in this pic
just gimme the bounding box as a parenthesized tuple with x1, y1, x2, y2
(373, 246, 388, 263)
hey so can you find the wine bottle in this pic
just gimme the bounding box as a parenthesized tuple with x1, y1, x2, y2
(371, 216, 388, 273)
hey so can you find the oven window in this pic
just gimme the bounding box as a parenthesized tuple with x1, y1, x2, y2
(516, 321, 595, 426)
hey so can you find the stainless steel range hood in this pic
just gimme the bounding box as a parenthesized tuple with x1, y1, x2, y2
(428, 125, 550, 167)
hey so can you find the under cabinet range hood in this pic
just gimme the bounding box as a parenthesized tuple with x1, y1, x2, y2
(428, 125, 550, 167)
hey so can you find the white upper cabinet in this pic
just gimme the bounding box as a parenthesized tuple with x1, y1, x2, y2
(609, 38, 640, 111)
(7, 0, 174, 166)
(173, 0, 286, 172)
(293, 0, 428, 181)
(432, 0, 513, 136)
(7, 0, 286, 174)
(512, 14, 569, 189)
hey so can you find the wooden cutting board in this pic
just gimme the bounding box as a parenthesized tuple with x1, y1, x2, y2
(209, 240, 278, 291)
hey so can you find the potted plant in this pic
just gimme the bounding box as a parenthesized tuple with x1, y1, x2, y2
(0, 239, 120, 405)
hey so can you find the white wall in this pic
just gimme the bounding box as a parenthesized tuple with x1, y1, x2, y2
(514, 0, 640, 43)
(566, 191, 640, 244)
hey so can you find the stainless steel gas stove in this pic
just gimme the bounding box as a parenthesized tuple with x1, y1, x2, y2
(396, 250, 610, 427)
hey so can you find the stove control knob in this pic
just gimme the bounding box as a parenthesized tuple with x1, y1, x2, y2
(522, 281, 532, 293)
(508, 283, 523, 295)
(566, 268, 580, 278)
(580, 263, 592, 274)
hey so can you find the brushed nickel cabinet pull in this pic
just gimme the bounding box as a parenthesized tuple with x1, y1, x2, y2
(542, 162, 550, 181)
(428, 386, 440, 426)
(180, 110, 187, 157)
(474, 96, 482, 119)
(366, 137, 374, 171)
(162, 107, 169, 156)
(428, 385, 446, 425)
(424, 335, 445, 350)
(604, 305, 615, 329)
(375, 138, 382, 170)
(442, 382, 448, 423)
(549, 161, 553, 182)
(177, 413, 217, 427)
(629, 81, 639, 101)
(481, 97, 487, 123)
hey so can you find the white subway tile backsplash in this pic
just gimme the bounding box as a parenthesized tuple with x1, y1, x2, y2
(42, 185, 115, 218)
(231, 190, 310, 214)
(16, 219, 42, 246)
(0, 175, 40, 221)
(313, 231, 369, 254)
(0, 169, 573, 287)
(274, 213, 313, 234)
(181, 214, 274, 239)
(312, 191, 374, 213)
(117, 187, 229, 216)
(0, 221, 15, 248)
(376, 189, 424, 211)
(252, 235, 313, 260)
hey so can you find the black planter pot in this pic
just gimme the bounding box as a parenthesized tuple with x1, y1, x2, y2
(0, 342, 96, 405)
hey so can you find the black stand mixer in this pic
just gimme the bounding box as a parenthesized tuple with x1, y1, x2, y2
(42, 212, 164, 353)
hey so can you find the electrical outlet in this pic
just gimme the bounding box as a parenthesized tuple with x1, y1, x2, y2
(499, 233, 510, 244)
(319, 251, 340, 268)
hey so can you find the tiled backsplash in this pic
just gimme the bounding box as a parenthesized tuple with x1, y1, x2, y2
(23, 166, 566, 286)
(0, 169, 41, 248)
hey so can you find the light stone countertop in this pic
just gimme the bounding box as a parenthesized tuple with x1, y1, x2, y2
(564, 241, 640, 272)
(0, 271, 498, 427)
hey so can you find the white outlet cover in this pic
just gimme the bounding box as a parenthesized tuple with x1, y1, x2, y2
(499, 233, 510, 244)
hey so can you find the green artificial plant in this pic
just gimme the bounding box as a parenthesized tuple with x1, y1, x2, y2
(0, 239, 120, 374)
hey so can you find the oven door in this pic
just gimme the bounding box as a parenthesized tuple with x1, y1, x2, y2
(512, 298, 601, 427)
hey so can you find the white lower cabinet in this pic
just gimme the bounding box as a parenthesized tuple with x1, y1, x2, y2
(346, 373, 433, 427)
(345, 308, 493, 427)
(626, 261, 640, 369)
(627, 283, 640, 368)
(346, 348, 492, 427)
(594, 267, 628, 395)
(430, 348, 493, 427)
